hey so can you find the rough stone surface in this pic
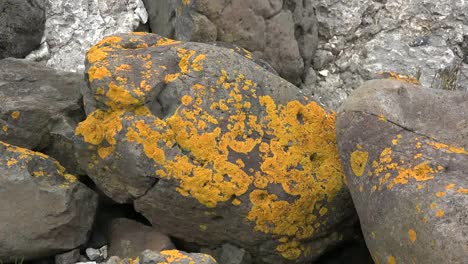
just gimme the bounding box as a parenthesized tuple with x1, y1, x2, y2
(304, 0, 468, 109)
(55, 249, 81, 264)
(0, 58, 86, 174)
(337, 79, 468, 263)
(26, 0, 148, 73)
(202, 243, 252, 264)
(108, 218, 174, 258)
(145, 0, 318, 86)
(140, 250, 217, 264)
(0, 142, 98, 262)
(73, 33, 354, 263)
(0, 0, 46, 59)
(142, 0, 175, 37)
(86, 246, 107, 262)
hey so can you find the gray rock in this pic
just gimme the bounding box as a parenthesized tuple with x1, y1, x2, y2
(107, 218, 174, 258)
(218, 244, 252, 264)
(0, 58, 86, 174)
(337, 79, 468, 263)
(73, 33, 353, 263)
(0, 142, 98, 261)
(55, 249, 81, 264)
(26, 0, 148, 73)
(140, 250, 217, 264)
(142, 0, 175, 37)
(144, 0, 319, 86)
(305, 0, 468, 109)
(0, 0, 46, 59)
(106, 256, 122, 264)
(86, 246, 107, 262)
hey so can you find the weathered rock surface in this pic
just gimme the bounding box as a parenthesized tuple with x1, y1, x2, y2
(202, 243, 252, 264)
(0, 0, 46, 59)
(26, 0, 148, 73)
(74, 33, 353, 263)
(145, 0, 318, 86)
(306, 0, 468, 109)
(337, 79, 468, 263)
(0, 141, 98, 262)
(0, 58, 86, 174)
(55, 249, 81, 264)
(108, 218, 174, 258)
(141, 249, 217, 264)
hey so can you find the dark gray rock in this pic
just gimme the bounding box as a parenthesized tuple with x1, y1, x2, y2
(55, 249, 81, 264)
(337, 79, 468, 263)
(73, 33, 352, 263)
(0, 58, 86, 174)
(0, 141, 98, 261)
(0, 0, 45, 59)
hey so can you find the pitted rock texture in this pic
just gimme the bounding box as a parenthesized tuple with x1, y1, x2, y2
(26, 0, 148, 73)
(0, 141, 98, 262)
(144, 0, 318, 86)
(73, 33, 353, 263)
(337, 80, 468, 263)
(0, 0, 46, 59)
(305, 0, 468, 109)
(0, 58, 86, 174)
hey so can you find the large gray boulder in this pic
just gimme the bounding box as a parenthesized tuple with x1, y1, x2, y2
(0, 141, 98, 262)
(26, 0, 148, 73)
(74, 33, 353, 263)
(0, 0, 46, 59)
(337, 79, 468, 263)
(144, 0, 318, 86)
(0, 58, 86, 173)
(305, 0, 468, 109)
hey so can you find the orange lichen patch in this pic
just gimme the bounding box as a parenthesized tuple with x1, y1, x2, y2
(156, 37, 181, 46)
(6, 158, 18, 166)
(390, 162, 436, 188)
(436, 210, 445, 218)
(87, 46, 108, 64)
(177, 48, 196, 74)
(106, 82, 141, 109)
(1, 125, 7, 133)
(95, 36, 123, 47)
(350, 150, 369, 176)
(11, 111, 20, 119)
(115, 64, 131, 71)
(430, 202, 437, 209)
(415, 204, 422, 213)
(164, 73, 180, 83)
(445, 183, 455, 190)
(388, 255, 397, 264)
(88, 66, 111, 82)
(426, 141, 468, 154)
(456, 188, 468, 194)
(182, 0, 191, 5)
(191, 54, 206, 71)
(75, 109, 124, 146)
(378, 114, 387, 122)
(414, 153, 423, 159)
(408, 229, 417, 243)
(435, 191, 446, 197)
(181, 95, 193, 106)
(382, 71, 420, 84)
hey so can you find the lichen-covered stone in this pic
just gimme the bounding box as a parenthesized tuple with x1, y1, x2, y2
(73, 33, 353, 263)
(336, 79, 468, 263)
(140, 249, 217, 264)
(0, 58, 86, 174)
(0, 141, 98, 261)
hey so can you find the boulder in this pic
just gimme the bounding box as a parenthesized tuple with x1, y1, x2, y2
(107, 218, 174, 258)
(0, 58, 86, 174)
(144, 0, 318, 86)
(0, 141, 98, 261)
(73, 33, 353, 263)
(140, 250, 217, 264)
(26, 0, 148, 73)
(0, 0, 46, 59)
(337, 79, 468, 263)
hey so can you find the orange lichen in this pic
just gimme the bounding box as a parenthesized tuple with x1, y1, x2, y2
(456, 188, 468, 194)
(426, 141, 468, 154)
(164, 73, 180, 83)
(1, 125, 7, 133)
(408, 229, 417, 242)
(156, 38, 181, 46)
(445, 183, 455, 190)
(436, 210, 445, 218)
(383, 71, 420, 84)
(11, 111, 20, 119)
(435, 191, 446, 197)
(88, 66, 112, 82)
(430, 203, 436, 209)
(115, 64, 131, 71)
(350, 150, 369, 176)
(106, 82, 140, 109)
(388, 256, 397, 264)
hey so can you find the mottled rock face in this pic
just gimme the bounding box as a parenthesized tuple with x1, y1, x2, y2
(140, 249, 217, 264)
(26, 0, 148, 73)
(0, 141, 98, 261)
(0, 58, 86, 174)
(74, 33, 353, 263)
(145, 0, 318, 86)
(0, 0, 45, 59)
(337, 80, 468, 263)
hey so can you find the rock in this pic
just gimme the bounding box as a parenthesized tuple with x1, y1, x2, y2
(145, 0, 319, 85)
(86, 246, 107, 262)
(140, 250, 217, 264)
(106, 256, 122, 264)
(73, 33, 353, 263)
(0, 141, 98, 261)
(336, 79, 468, 263)
(55, 249, 81, 264)
(142, 0, 175, 37)
(107, 218, 174, 258)
(26, 0, 148, 73)
(305, 0, 468, 109)
(0, 0, 46, 59)
(0, 58, 86, 174)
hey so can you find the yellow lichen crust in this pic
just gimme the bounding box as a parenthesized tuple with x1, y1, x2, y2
(78, 34, 346, 261)
(350, 150, 369, 176)
(158, 250, 216, 264)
